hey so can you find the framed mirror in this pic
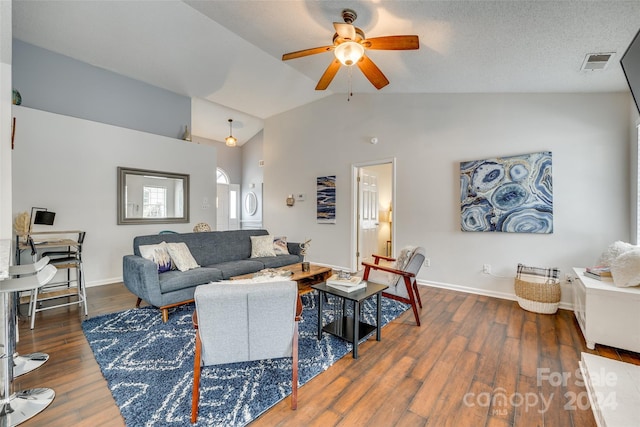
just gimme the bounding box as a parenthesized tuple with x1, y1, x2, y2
(117, 167, 190, 225)
(244, 191, 258, 216)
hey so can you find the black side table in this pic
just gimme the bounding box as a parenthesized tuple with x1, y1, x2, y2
(312, 282, 388, 358)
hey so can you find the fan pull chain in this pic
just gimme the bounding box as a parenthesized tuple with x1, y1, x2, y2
(347, 66, 353, 102)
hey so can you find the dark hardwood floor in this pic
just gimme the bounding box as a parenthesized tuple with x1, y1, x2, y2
(14, 283, 640, 427)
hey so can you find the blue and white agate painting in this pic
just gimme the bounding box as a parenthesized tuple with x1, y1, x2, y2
(317, 175, 336, 224)
(460, 151, 553, 233)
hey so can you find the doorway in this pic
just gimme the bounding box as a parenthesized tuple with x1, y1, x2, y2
(352, 159, 395, 271)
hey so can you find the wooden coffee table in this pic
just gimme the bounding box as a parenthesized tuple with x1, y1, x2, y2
(231, 263, 332, 295)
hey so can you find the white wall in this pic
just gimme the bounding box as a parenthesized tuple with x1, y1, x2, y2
(0, 1, 12, 238)
(263, 93, 632, 305)
(12, 106, 217, 286)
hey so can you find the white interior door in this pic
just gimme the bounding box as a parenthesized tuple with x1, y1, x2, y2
(357, 169, 379, 268)
(217, 183, 240, 231)
(216, 183, 229, 231)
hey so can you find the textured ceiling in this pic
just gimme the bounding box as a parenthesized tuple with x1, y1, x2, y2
(12, 0, 640, 144)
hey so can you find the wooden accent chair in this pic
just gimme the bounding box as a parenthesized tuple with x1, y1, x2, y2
(191, 280, 302, 423)
(362, 247, 425, 326)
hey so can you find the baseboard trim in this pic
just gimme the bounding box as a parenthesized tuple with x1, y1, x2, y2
(416, 278, 573, 311)
(87, 277, 122, 288)
(87, 273, 574, 311)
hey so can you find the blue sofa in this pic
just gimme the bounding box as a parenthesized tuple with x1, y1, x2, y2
(123, 229, 303, 321)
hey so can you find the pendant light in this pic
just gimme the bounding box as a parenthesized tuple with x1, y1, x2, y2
(225, 119, 237, 147)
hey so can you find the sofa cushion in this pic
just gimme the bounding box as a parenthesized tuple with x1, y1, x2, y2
(250, 235, 276, 258)
(259, 254, 302, 269)
(207, 260, 266, 279)
(273, 236, 290, 255)
(159, 267, 223, 294)
(166, 242, 200, 272)
(139, 242, 174, 273)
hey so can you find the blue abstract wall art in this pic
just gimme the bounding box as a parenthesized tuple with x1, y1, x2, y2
(460, 151, 553, 233)
(317, 175, 336, 224)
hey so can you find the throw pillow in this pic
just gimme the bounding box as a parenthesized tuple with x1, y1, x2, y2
(166, 242, 200, 272)
(139, 242, 173, 273)
(273, 236, 290, 255)
(610, 249, 640, 287)
(394, 246, 417, 271)
(250, 235, 276, 258)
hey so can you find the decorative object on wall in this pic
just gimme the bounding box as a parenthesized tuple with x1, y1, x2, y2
(286, 194, 295, 207)
(117, 167, 190, 225)
(225, 119, 237, 147)
(460, 151, 553, 233)
(11, 117, 16, 149)
(317, 175, 336, 224)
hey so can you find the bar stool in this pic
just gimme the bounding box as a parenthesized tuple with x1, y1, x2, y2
(0, 265, 57, 426)
(30, 232, 87, 329)
(7, 256, 51, 376)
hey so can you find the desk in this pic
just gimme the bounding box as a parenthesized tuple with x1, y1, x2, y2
(15, 230, 82, 265)
(15, 231, 87, 329)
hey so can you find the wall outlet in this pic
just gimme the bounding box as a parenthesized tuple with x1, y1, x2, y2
(566, 274, 574, 283)
(295, 193, 306, 201)
(424, 258, 431, 267)
(483, 264, 491, 274)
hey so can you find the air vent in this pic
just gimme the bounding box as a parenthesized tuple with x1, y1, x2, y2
(581, 52, 615, 71)
(259, 160, 265, 167)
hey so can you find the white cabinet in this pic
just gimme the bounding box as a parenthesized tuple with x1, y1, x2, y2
(572, 268, 640, 353)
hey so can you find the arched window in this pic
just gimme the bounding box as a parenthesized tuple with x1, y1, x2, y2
(217, 168, 229, 184)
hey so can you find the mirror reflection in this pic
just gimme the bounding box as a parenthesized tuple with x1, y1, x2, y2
(245, 192, 258, 216)
(118, 167, 190, 224)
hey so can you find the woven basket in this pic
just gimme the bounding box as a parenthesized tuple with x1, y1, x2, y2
(514, 274, 561, 314)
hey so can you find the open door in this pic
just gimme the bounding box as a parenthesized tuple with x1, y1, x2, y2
(353, 160, 394, 271)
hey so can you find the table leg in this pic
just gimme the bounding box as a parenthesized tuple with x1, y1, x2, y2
(376, 292, 382, 341)
(317, 290, 323, 340)
(353, 301, 360, 359)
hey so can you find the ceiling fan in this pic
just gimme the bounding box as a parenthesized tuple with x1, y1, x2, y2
(282, 9, 419, 90)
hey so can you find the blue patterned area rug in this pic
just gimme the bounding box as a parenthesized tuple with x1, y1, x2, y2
(82, 292, 409, 427)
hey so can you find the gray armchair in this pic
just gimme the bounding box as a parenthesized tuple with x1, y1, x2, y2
(191, 280, 302, 423)
(361, 247, 425, 326)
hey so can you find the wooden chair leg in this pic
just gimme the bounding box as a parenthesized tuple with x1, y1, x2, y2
(162, 308, 169, 323)
(191, 332, 202, 423)
(135, 297, 142, 308)
(403, 277, 421, 326)
(291, 322, 298, 410)
(413, 280, 423, 308)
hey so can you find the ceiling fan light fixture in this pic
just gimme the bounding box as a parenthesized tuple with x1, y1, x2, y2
(225, 118, 237, 147)
(334, 41, 364, 66)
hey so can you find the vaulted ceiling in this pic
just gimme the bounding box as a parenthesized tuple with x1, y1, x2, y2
(12, 1, 640, 144)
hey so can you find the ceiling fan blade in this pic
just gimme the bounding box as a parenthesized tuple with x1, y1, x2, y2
(315, 59, 341, 90)
(333, 22, 356, 40)
(357, 55, 390, 90)
(282, 46, 334, 61)
(363, 35, 420, 50)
